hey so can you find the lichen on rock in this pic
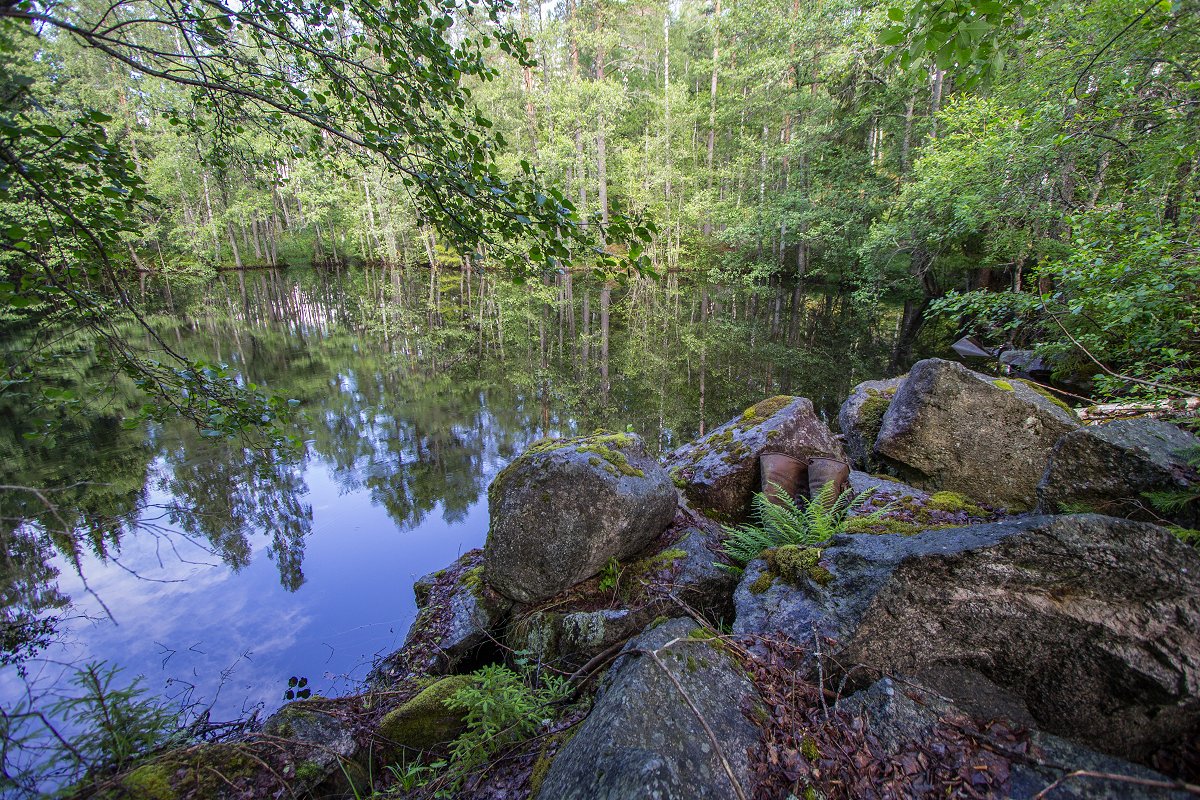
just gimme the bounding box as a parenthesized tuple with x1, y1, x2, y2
(663, 395, 843, 521)
(484, 432, 676, 604)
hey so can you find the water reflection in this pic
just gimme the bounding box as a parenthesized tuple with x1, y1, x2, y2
(0, 266, 896, 785)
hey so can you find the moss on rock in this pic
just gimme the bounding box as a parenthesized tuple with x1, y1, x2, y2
(844, 517, 927, 536)
(857, 389, 896, 452)
(121, 764, 175, 800)
(741, 395, 795, 424)
(621, 547, 687, 599)
(774, 545, 833, 587)
(376, 674, 474, 752)
(119, 743, 263, 799)
(294, 760, 324, 784)
(992, 379, 1014, 391)
(926, 491, 987, 517)
(1016, 378, 1075, 414)
(749, 571, 776, 594)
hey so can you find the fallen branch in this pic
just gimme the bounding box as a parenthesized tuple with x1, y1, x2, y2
(637, 639, 750, 800)
(1038, 295, 1200, 399)
(1032, 769, 1200, 799)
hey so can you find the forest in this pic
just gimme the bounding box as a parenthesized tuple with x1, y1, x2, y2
(3, 0, 1197, 406)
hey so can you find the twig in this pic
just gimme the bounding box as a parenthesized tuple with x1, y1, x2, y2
(1033, 769, 1200, 799)
(640, 640, 750, 800)
(812, 624, 829, 721)
(1038, 295, 1200, 398)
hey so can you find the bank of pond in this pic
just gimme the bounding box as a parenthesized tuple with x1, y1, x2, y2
(72, 357, 1200, 800)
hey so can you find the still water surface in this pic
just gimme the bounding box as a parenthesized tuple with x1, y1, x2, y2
(0, 266, 897, 769)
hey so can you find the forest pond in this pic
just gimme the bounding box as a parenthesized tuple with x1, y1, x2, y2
(0, 266, 903, 742)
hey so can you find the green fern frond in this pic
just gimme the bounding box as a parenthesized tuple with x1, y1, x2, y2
(719, 481, 888, 568)
(1176, 444, 1200, 470)
(1143, 489, 1200, 513)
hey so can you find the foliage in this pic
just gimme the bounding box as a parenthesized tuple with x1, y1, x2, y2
(384, 660, 571, 796)
(1, 661, 182, 793)
(933, 206, 1200, 398)
(881, 0, 1039, 85)
(444, 662, 570, 770)
(719, 484, 884, 568)
(597, 557, 621, 592)
(1143, 444, 1200, 521)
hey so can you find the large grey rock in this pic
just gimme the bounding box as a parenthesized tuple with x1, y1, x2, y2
(875, 358, 1080, 509)
(369, 549, 511, 685)
(507, 510, 738, 671)
(1039, 419, 1200, 526)
(734, 514, 1200, 764)
(664, 396, 843, 521)
(838, 377, 904, 471)
(844, 678, 1189, 800)
(484, 433, 677, 604)
(846, 470, 929, 504)
(537, 618, 761, 800)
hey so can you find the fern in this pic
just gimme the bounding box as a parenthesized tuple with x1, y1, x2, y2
(1144, 489, 1200, 514)
(719, 482, 886, 567)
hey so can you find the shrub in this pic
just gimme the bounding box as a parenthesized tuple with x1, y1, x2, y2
(442, 663, 571, 772)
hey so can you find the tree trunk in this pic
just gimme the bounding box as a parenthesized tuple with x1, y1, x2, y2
(702, 0, 720, 237)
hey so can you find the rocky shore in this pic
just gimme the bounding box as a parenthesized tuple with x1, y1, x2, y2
(88, 358, 1200, 800)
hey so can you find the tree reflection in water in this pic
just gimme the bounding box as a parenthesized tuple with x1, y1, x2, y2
(0, 264, 895, 688)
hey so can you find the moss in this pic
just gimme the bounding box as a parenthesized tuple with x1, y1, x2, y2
(740, 395, 794, 424)
(620, 547, 687, 601)
(748, 571, 776, 594)
(992, 379, 1014, 391)
(926, 491, 987, 517)
(460, 565, 488, 601)
(669, 467, 688, 489)
(774, 545, 832, 587)
(720, 440, 752, 465)
(491, 431, 644, 496)
(377, 674, 474, 751)
(270, 719, 294, 738)
(122, 764, 175, 800)
(857, 389, 895, 449)
(688, 627, 719, 640)
(578, 442, 644, 477)
(1016, 378, 1075, 414)
(528, 730, 570, 797)
(649, 615, 671, 630)
(1171, 528, 1200, 546)
(626, 548, 686, 581)
(128, 743, 262, 799)
(800, 735, 820, 761)
(844, 517, 927, 536)
(803, 787, 819, 800)
(462, 565, 483, 588)
(872, 473, 902, 483)
(294, 760, 324, 785)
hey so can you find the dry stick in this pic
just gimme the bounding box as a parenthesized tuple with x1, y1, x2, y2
(1033, 770, 1200, 799)
(1039, 295, 1200, 398)
(638, 640, 750, 800)
(567, 637, 632, 688)
(812, 624, 829, 721)
(1014, 375, 1100, 406)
